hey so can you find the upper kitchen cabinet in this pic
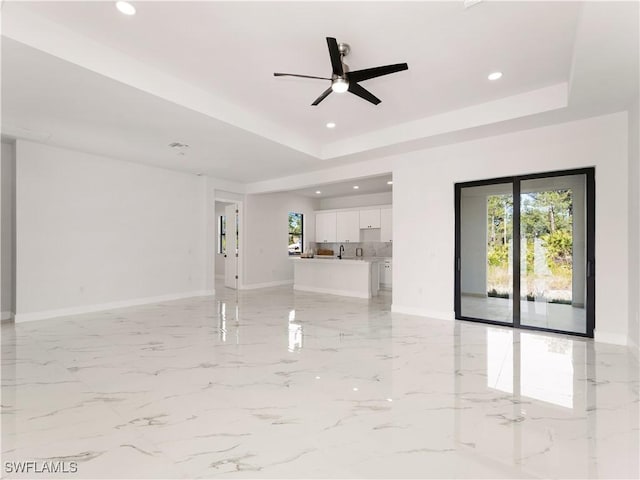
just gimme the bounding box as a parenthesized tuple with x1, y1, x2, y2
(380, 208, 392, 242)
(315, 211, 337, 243)
(359, 209, 381, 229)
(336, 210, 360, 243)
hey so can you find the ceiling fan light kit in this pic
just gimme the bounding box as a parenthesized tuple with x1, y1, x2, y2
(274, 37, 408, 106)
(331, 77, 349, 93)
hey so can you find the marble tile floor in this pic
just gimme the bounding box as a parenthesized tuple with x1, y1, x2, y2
(1, 285, 638, 479)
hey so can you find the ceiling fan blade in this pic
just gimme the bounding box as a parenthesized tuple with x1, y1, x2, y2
(274, 73, 331, 80)
(311, 87, 333, 106)
(348, 82, 381, 105)
(326, 37, 344, 77)
(348, 63, 408, 83)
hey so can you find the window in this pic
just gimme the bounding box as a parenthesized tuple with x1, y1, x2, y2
(218, 215, 226, 254)
(288, 212, 303, 256)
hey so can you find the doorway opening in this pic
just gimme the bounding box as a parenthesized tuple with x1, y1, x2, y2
(214, 200, 242, 290)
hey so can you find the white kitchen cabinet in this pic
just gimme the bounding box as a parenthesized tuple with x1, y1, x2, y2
(336, 211, 360, 242)
(379, 259, 392, 289)
(315, 211, 337, 243)
(380, 208, 392, 242)
(359, 209, 381, 229)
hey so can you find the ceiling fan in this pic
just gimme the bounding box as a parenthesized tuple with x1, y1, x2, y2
(274, 37, 408, 106)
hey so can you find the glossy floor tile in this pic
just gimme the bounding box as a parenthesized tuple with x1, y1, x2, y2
(1, 286, 638, 478)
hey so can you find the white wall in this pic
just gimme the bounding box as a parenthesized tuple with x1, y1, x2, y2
(393, 112, 629, 344)
(319, 191, 392, 210)
(628, 100, 640, 355)
(15, 140, 208, 321)
(243, 192, 318, 287)
(1, 142, 16, 320)
(460, 193, 487, 296)
(215, 190, 244, 203)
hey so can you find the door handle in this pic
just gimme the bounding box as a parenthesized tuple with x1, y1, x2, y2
(587, 260, 594, 277)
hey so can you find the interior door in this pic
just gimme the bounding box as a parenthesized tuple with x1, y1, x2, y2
(224, 204, 238, 289)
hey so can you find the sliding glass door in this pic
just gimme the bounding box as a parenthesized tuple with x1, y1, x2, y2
(519, 174, 591, 334)
(455, 169, 595, 337)
(458, 182, 514, 324)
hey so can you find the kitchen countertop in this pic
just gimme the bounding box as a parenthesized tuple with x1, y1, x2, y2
(291, 256, 386, 264)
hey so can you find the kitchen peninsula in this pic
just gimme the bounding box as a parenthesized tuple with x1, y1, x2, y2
(292, 257, 381, 299)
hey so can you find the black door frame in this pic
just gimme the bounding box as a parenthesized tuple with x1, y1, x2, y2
(454, 167, 595, 338)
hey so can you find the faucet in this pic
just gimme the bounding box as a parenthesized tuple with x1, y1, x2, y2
(338, 244, 345, 259)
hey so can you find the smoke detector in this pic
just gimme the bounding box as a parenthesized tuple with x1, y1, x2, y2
(169, 142, 190, 156)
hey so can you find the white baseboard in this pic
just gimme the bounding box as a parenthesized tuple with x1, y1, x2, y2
(294, 284, 370, 299)
(594, 330, 628, 346)
(14, 290, 213, 323)
(241, 280, 293, 290)
(1, 311, 14, 322)
(391, 305, 455, 321)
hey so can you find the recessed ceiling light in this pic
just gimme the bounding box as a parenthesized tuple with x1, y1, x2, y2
(488, 71, 503, 81)
(116, 1, 136, 15)
(387, 181, 393, 185)
(353, 185, 359, 189)
(326, 122, 336, 129)
(315, 190, 322, 194)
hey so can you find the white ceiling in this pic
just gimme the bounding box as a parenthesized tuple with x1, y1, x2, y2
(1, 1, 638, 186)
(5, 1, 580, 139)
(292, 174, 393, 199)
(1, 37, 318, 182)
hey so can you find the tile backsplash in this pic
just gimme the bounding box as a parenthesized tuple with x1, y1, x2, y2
(311, 242, 392, 258)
